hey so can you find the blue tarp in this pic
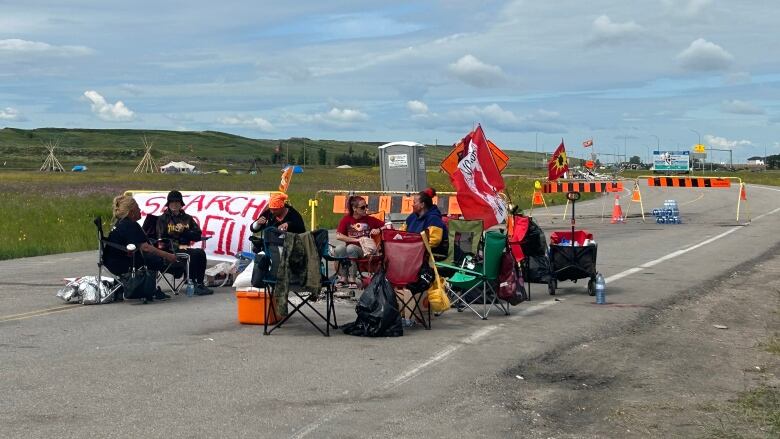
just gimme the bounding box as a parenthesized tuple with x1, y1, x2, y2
(72, 165, 87, 172)
(283, 165, 303, 174)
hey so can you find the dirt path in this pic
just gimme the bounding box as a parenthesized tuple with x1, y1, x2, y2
(499, 248, 780, 438)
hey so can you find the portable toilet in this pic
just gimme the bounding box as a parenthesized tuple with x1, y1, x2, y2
(378, 141, 426, 193)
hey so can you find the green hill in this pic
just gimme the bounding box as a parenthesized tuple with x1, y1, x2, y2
(0, 127, 547, 171)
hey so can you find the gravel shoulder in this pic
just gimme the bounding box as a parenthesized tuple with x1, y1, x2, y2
(497, 245, 780, 438)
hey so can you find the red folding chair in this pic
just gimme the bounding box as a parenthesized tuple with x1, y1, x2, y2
(381, 229, 431, 329)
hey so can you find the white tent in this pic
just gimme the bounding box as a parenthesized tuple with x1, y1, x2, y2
(160, 161, 196, 174)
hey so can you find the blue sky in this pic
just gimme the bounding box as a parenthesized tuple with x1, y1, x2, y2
(1, 0, 779, 162)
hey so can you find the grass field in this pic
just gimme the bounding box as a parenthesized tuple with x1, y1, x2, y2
(2, 165, 778, 261)
(0, 127, 549, 171)
(0, 168, 547, 260)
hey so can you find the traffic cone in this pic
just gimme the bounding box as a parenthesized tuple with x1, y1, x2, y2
(740, 184, 747, 201)
(532, 190, 544, 206)
(610, 194, 624, 224)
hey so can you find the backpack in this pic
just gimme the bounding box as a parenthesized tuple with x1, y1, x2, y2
(251, 252, 272, 288)
(498, 251, 528, 305)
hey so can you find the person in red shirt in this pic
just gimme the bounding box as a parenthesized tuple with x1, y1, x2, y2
(333, 196, 383, 289)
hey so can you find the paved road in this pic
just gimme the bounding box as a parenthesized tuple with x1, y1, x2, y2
(2, 182, 779, 438)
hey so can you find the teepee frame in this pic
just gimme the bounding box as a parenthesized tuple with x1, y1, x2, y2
(39, 140, 65, 172)
(134, 135, 159, 173)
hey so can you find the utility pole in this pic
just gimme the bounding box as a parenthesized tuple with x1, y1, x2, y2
(302, 139, 306, 168)
(650, 134, 660, 165)
(624, 135, 628, 164)
(535, 132, 538, 168)
(689, 128, 701, 171)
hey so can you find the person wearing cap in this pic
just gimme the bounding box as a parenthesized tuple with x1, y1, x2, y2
(156, 190, 212, 295)
(251, 192, 306, 234)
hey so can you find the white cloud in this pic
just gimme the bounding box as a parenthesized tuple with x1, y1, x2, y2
(662, 0, 713, 18)
(705, 135, 752, 149)
(448, 55, 506, 88)
(0, 38, 93, 56)
(83, 90, 135, 121)
(412, 103, 563, 133)
(217, 115, 274, 132)
(533, 109, 560, 121)
(589, 15, 644, 46)
(0, 107, 24, 121)
(677, 38, 734, 71)
(720, 100, 764, 115)
(406, 100, 429, 114)
(320, 107, 368, 123)
(282, 107, 368, 129)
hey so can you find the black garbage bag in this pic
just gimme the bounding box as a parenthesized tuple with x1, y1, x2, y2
(526, 255, 551, 283)
(520, 217, 548, 257)
(342, 269, 403, 337)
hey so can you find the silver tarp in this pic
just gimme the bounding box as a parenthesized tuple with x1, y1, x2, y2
(56, 276, 117, 304)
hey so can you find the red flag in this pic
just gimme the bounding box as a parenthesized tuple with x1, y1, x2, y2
(449, 125, 507, 228)
(582, 138, 593, 148)
(548, 140, 569, 181)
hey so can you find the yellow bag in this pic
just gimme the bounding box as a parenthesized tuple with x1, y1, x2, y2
(422, 233, 450, 314)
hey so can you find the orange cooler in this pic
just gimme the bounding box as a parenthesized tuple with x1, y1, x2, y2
(236, 288, 277, 325)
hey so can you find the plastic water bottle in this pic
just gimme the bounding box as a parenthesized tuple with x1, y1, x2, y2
(185, 280, 195, 297)
(595, 273, 606, 304)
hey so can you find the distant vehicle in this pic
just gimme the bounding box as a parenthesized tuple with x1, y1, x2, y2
(71, 165, 87, 172)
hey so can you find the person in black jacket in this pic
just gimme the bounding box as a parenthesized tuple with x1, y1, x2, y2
(156, 190, 212, 295)
(250, 192, 306, 234)
(105, 194, 178, 301)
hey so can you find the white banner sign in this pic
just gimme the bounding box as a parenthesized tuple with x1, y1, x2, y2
(131, 191, 271, 261)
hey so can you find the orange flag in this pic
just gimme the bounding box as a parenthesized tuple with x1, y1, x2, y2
(279, 167, 293, 193)
(440, 135, 508, 177)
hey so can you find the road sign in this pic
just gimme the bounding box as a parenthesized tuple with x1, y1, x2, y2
(693, 143, 706, 153)
(653, 150, 690, 172)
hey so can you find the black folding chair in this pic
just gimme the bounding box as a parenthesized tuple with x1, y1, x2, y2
(141, 214, 191, 294)
(261, 227, 337, 336)
(94, 217, 158, 302)
(94, 217, 129, 302)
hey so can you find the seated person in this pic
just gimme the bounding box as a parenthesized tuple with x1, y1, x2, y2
(156, 190, 213, 295)
(104, 194, 177, 301)
(333, 196, 383, 289)
(400, 187, 449, 260)
(251, 193, 306, 234)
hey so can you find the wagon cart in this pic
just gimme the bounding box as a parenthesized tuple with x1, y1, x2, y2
(547, 191, 600, 295)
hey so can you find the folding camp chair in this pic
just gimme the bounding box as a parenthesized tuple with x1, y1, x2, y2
(261, 227, 337, 336)
(437, 230, 510, 319)
(94, 217, 129, 302)
(441, 219, 484, 266)
(141, 214, 191, 294)
(382, 229, 431, 329)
